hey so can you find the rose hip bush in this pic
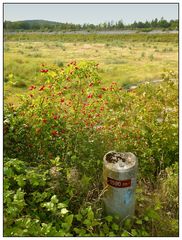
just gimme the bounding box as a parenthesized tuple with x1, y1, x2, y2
(106, 71, 178, 180)
(4, 61, 178, 236)
(5, 62, 109, 168)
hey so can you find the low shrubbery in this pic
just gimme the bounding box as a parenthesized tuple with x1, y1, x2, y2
(4, 61, 178, 236)
(4, 32, 178, 43)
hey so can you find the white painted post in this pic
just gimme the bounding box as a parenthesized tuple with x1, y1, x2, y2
(103, 151, 138, 220)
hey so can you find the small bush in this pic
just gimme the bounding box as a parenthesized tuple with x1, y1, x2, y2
(162, 47, 173, 53)
(160, 162, 178, 217)
(54, 42, 66, 51)
(141, 52, 145, 57)
(54, 60, 64, 67)
(13, 80, 27, 88)
(27, 52, 42, 58)
(25, 45, 33, 49)
(149, 54, 154, 61)
(17, 50, 24, 54)
(15, 58, 24, 64)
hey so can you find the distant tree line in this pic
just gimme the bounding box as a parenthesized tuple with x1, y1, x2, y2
(4, 18, 178, 32)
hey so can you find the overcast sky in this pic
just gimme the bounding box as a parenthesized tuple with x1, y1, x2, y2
(4, 3, 178, 25)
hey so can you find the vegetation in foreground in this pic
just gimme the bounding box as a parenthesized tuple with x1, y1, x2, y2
(4, 61, 178, 236)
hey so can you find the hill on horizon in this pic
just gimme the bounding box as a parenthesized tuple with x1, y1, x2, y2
(3, 18, 178, 31)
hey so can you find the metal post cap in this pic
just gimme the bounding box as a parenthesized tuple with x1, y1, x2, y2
(103, 151, 138, 171)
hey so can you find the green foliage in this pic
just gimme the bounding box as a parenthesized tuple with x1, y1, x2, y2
(54, 59, 64, 67)
(4, 18, 178, 32)
(149, 54, 154, 61)
(12, 80, 27, 88)
(159, 162, 178, 218)
(4, 32, 178, 43)
(4, 61, 178, 236)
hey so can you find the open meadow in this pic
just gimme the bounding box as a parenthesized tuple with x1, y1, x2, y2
(4, 33, 178, 104)
(4, 33, 179, 237)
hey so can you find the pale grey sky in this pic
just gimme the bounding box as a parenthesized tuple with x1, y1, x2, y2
(4, 3, 178, 25)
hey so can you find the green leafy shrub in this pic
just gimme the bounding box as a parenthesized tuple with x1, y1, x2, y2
(159, 162, 178, 217)
(4, 61, 178, 236)
(13, 80, 27, 88)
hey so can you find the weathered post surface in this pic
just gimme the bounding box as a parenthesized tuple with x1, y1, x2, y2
(103, 151, 138, 220)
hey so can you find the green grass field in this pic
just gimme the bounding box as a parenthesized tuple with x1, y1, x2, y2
(4, 33, 178, 105)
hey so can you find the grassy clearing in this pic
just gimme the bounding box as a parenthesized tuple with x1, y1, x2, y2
(4, 32, 178, 43)
(4, 33, 178, 105)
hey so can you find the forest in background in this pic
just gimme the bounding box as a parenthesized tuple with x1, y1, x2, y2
(4, 18, 179, 32)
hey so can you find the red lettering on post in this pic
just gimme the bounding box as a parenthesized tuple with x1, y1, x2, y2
(107, 177, 131, 188)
